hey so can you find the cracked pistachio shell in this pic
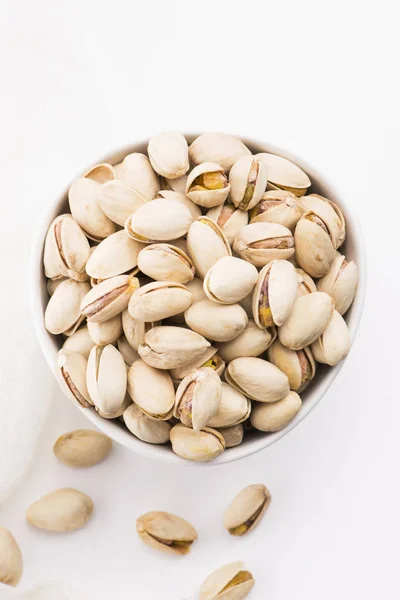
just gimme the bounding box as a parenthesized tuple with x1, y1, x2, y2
(57, 350, 92, 407)
(53, 430, 112, 467)
(294, 213, 336, 277)
(138, 243, 195, 284)
(159, 174, 188, 194)
(252, 260, 298, 328)
(301, 194, 346, 248)
(278, 292, 334, 350)
(224, 484, 271, 536)
(62, 325, 95, 359)
(204, 256, 258, 305)
(256, 153, 311, 196)
(251, 391, 302, 432)
(118, 334, 140, 365)
(249, 190, 304, 231)
(136, 511, 197, 556)
(125, 198, 192, 243)
(86, 231, 142, 279)
(128, 281, 193, 322)
(170, 424, 225, 462)
(84, 162, 115, 183)
(116, 153, 160, 200)
(47, 276, 67, 295)
(97, 180, 147, 227)
(44, 214, 90, 281)
(174, 367, 222, 430)
(189, 133, 251, 172)
(187, 217, 232, 279)
(96, 392, 132, 420)
(234, 222, 295, 267)
(147, 132, 189, 179)
(316, 253, 358, 315)
(0, 527, 23, 587)
(123, 404, 171, 443)
(267, 339, 316, 392)
(217, 320, 276, 363)
(87, 345, 127, 414)
(200, 561, 255, 600)
(81, 274, 139, 323)
(139, 326, 211, 370)
(218, 424, 244, 448)
(225, 357, 289, 403)
(157, 189, 201, 220)
(45, 279, 90, 335)
(68, 177, 116, 241)
(170, 346, 225, 383)
(229, 155, 268, 210)
(121, 309, 160, 352)
(296, 267, 317, 298)
(186, 162, 230, 208)
(87, 314, 122, 346)
(207, 383, 250, 428)
(185, 299, 248, 343)
(26, 488, 94, 532)
(311, 310, 350, 366)
(207, 201, 249, 245)
(127, 359, 175, 420)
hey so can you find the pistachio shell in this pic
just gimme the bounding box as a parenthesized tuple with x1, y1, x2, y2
(148, 132, 189, 179)
(139, 326, 211, 370)
(68, 177, 116, 241)
(278, 292, 334, 350)
(86, 345, 127, 414)
(225, 357, 289, 403)
(174, 367, 222, 430)
(47, 276, 67, 295)
(44, 214, 90, 281)
(159, 174, 188, 194)
(170, 424, 225, 462)
(84, 163, 115, 183)
(207, 383, 250, 428)
(53, 430, 112, 467)
(316, 253, 358, 315)
(189, 133, 251, 172)
(186, 162, 231, 208)
(117, 334, 140, 365)
(57, 350, 92, 407)
(157, 189, 201, 220)
(294, 214, 335, 278)
(0, 527, 23, 587)
(224, 484, 271, 536)
(87, 314, 122, 345)
(229, 155, 268, 210)
(85, 231, 142, 280)
(256, 153, 311, 195)
(207, 202, 249, 245)
(96, 392, 132, 419)
(267, 339, 316, 392)
(170, 346, 225, 382)
(200, 561, 255, 600)
(311, 310, 350, 366)
(185, 299, 248, 342)
(233, 222, 295, 267)
(251, 391, 302, 432)
(128, 281, 193, 322)
(301, 194, 346, 248)
(249, 190, 304, 231)
(125, 198, 192, 243)
(121, 309, 160, 352)
(123, 404, 171, 443)
(204, 256, 258, 305)
(26, 488, 94, 532)
(138, 243, 195, 284)
(45, 279, 91, 335)
(116, 152, 160, 200)
(296, 267, 317, 297)
(187, 217, 232, 279)
(127, 359, 175, 419)
(136, 511, 197, 556)
(217, 320, 276, 363)
(97, 180, 147, 226)
(62, 325, 95, 359)
(218, 424, 244, 448)
(81, 274, 139, 323)
(252, 259, 298, 328)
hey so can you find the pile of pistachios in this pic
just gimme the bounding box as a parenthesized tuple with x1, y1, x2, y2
(43, 132, 359, 462)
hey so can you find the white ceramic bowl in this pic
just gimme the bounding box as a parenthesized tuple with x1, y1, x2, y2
(30, 134, 366, 465)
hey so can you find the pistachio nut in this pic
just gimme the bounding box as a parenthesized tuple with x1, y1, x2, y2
(127, 359, 175, 420)
(186, 217, 232, 279)
(251, 391, 302, 432)
(207, 383, 250, 428)
(170, 424, 225, 462)
(68, 177, 116, 241)
(128, 281, 193, 322)
(249, 190, 304, 231)
(86, 344, 127, 415)
(84, 162, 115, 183)
(80, 274, 139, 322)
(189, 132, 251, 172)
(87, 314, 122, 345)
(217, 320, 276, 363)
(199, 561, 255, 600)
(229, 155, 268, 210)
(45, 279, 91, 335)
(204, 256, 258, 305)
(207, 201, 249, 245)
(125, 197, 192, 242)
(233, 222, 295, 267)
(256, 152, 311, 196)
(311, 310, 350, 366)
(118, 334, 140, 365)
(301, 194, 346, 248)
(185, 298, 248, 342)
(62, 325, 95, 358)
(137, 243, 195, 284)
(296, 267, 317, 298)
(157, 189, 201, 220)
(252, 259, 298, 328)
(0, 527, 23, 587)
(123, 404, 172, 444)
(278, 292, 334, 350)
(57, 350, 92, 407)
(97, 181, 147, 227)
(44, 214, 90, 281)
(218, 424, 244, 448)
(53, 429, 112, 467)
(136, 511, 197, 556)
(186, 162, 230, 208)
(224, 484, 271, 536)
(169, 346, 225, 383)
(26, 488, 94, 532)
(139, 326, 211, 370)
(159, 173, 188, 194)
(116, 152, 160, 200)
(225, 357, 289, 403)
(174, 367, 222, 430)
(316, 253, 358, 315)
(147, 131, 189, 179)
(46, 276, 67, 295)
(267, 339, 316, 392)
(96, 392, 132, 419)
(121, 308, 160, 351)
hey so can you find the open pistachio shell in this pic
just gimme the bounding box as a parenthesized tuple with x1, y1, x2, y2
(0, 527, 23, 587)
(225, 357, 289, 403)
(123, 404, 171, 443)
(249, 190, 304, 231)
(278, 292, 334, 350)
(189, 133, 251, 172)
(294, 213, 336, 277)
(81, 274, 139, 323)
(267, 339, 316, 392)
(45, 279, 91, 335)
(57, 350, 92, 408)
(97, 180, 147, 226)
(233, 222, 295, 267)
(199, 561, 255, 600)
(252, 259, 298, 328)
(127, 359, 175, 420)
(125, 198, 192, 242)
(316, 253, 358, 315)
(187, 217, 232, 279)
(117, 334, 140, 366)
(136, 511, 197, 556)
(68, 177, 116, 241)
(311, 310, 350, 366)
(85, 231, 142, 279)
(224, 484, 271, 536)
(301, 194, 346, 248)
(116, 152, 160, 200)
(218, 424, 244, 448)
(26, 488, 94, 532)
(139, 326, 211, 370)
(186, 162, 230, 208)
(251, 391, 302, 432)
(185, 298, 248, 343)
(207, 202, 249, 245)
(44, 214, 90, 281)
(86, 345, 127, 415)
(170, 424, 225, 462)
(128, 281, 193, 322)
(84, 163, 115, 183)
(148, 132, 189, 179)
(87, 314, 122, 346)
(229, 155, 268, 210)
(256, 153, 311, 196)
(174, 367, 222, 430)
(217, 320, 276, 363)
(157, 189, 201, 220)
(204, 256, 258, 305)
(296, 267, 317, 297)
(207, 383, 250, 428)
(170, 346, 225, 383)
(137, 243, 195, 284)
(62, 325, 95, 359)
(121, 309, 160, 352)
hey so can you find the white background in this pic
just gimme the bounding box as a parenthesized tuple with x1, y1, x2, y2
(1, 0, 399, 598)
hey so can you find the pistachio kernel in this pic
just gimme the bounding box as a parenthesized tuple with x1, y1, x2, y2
(217, 203, 236, 228)
(190, 171, 227, 192)
(221, 570, 253, 592)
(228, 501, 267, 536)
(239, 160, 259, 210)
(258, 265, 273, 327)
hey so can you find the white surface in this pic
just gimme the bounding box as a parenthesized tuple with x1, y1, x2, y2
(0, 1, 399, 599)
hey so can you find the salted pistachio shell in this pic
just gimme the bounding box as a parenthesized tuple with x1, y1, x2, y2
(200, 561, 255, 600)
(256, 153, 311, 196)
(96, 392, 132, 419)
(128, 281, 193, 322)
(45, 279, 90, 335)
(294, 213, 336, 278)
(301, 194, 346, 248)
(62, 325, 95, 358)
(123, 404, 171, 443)
(57, 350, 92, 407)
(207, 201, 249, 245)
(0, 527, 23, 587)
(229, 155, 268, 210)
(116, 152, 160, 200)
(186, 162, 230, 208)
(68, 177, 116, 241)
(97, 180, 147, 227)
(121, 309, 160, 352)
(159, 174, 188, 194)
(174, 367, 222, 430)
(53, 430, 112, 467)
(311, 310, 350, 366)
(224, 484, 271, 536)
(44, 214, 90, 281)
(170, 346, 225, 383)
(81, 274, 139, 323)
(316, 253, 358, 315)
(47, 276, 67, 295)
(217, 320, 276, 363)
(296, 267, 317, 297)
(185, 299, 248, 343)
(26, 488, 93, 532)
(138, 243, 195, 284)
(127, 359, 175, 420)
(267, 339, 316, 392)
(251, 391, 302, 432)
(204, 256, 258, 305)
(125, 198, 192, 243)
(207, 383, 250, 428)
(249, 190, 304, 231)
(218, 424, 244, 448)
(252, 259, 298, 328)
(233, 222, 295, 267)
(157, 190, 201, 220)
(137, 511, 197, 556)
(139, 326, 211, 370)
(84, 162, 115, 183)
(189, 133, 251, 172)
(87, 314, 122, 346)
(278, 292, 334, 350)
(118, 334, 140, 365)
(225, 357, 289, 403)
(170, 424, 225, 462)
(148, 132, 189, 179)
(187, 217, 232, 279)
(87, 345, 127, 414)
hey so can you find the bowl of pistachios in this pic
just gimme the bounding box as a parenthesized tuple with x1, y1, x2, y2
(31, 132, 366, 465)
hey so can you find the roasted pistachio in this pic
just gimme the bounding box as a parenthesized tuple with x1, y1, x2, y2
(186, 162, 230, 208)
(170, 424, 226, 462)
(45, 279, 90, 335)
(123, 404, 172, 444)
(80, 274, 139, 323)
(233, 222, 295, 267)
(252, 260, 298, 328)
(0, 527, 23, 587)
(311, 310, 350, 366)
(139, 326, 211, 370)
(157, 189, 201, 220)
(199, 561, 255, 600)
(207, 383, 250, 428)
(217, 320, 276, 363)
(249, 189, 304, 230)
(26, 488, 94, 532)
(86, 344, 127, 415)
(136, 511, 197, 555)
(138, 243, 195, 284)
(87, 314, 122, 346)
(62, 325, 95, 359)
(268, 339, 316, 392)
(296, 267, 317, 297)
(316, 253, 358, 315)
(187, 217, 232, 279)
(301, 194, 346, 248)
(207, 201, 249, 244)
(127, 359, 175, 420)
(68, 177, 116, 241)
(225, 357, 289, 403)
(169, 346, 225, 384)
(44, 214, 90, 281)
(185, 299, 248, 342)
(85, 231, 142, 280)
(128, 281, 193, 322)
(224, 484, 271, 536)
(256, 152, 311, 196)
(53, 430, 112, 467)
(229, 155, 268, 210)
(218, 424, 244, 448)
(278, 292, 334, 350)
(116, 152, 160, 200)
(251, 391, 302, 432)
(204, 256, 258, 305)
(147, 132, 189, 179)
(57, 350, 92, 408)
(122, 308, 160, 351)
(189, 133, 251, 172)
(174, 367, 222, 430)
(125, 198, 192, 242)
(97, 180, 147, 226)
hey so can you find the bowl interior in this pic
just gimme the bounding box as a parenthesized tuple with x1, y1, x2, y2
(31, 134, 366, 465)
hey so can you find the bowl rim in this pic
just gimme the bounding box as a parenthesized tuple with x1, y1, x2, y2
(30, 133, 367, 466)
